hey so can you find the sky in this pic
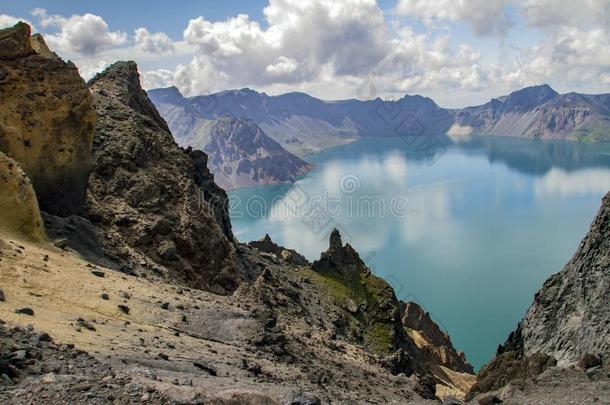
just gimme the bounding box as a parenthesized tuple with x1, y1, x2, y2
(1, 0, 609, 107)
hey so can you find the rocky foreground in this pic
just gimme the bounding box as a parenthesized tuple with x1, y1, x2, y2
(0, 21, 609, 404)
(0, 22, 473, 404)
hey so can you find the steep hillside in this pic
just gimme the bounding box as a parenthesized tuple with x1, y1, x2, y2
(149, 87, 313, 188)
(85, 61, 244, 294)
(204, 117, 311, 190)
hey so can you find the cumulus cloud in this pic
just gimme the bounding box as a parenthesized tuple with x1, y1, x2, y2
(3, 1, 608, 106)
(520, 0, 610, 29)
(501, 0, 610, 92)
(395, 0, 513, 36)
(134, 27, 175, 54)
(0, 14, 36, 30)
(31, 8, 126, 55)
(171, 0, 390, 95)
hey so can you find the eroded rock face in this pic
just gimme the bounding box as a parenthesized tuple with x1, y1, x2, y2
(86, 61, 242, 293)
(402, 302, 473, 374)
(0, 152, 45, 241)
(0, 22, 95, 216)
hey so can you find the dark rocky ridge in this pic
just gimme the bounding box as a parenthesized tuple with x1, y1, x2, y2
(85, 61, 246, 294)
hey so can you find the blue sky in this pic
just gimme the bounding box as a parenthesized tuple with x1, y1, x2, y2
(1, 0, 608, 107)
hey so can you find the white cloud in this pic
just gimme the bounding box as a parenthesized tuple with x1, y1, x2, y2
(0, 14, 36, 31)
(2, 1, 607, 106)
(395, 0, 513, 36)
(141, 68, 176, 89)
(170, 0, 390, 95)
(500, 0, 610, 92)
(520, 0, 610, 29)
(31, 8, 126, 56)
(134, 28, 175, 54)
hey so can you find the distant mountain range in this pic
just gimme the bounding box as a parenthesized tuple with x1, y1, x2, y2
(149, 84, 610, 188)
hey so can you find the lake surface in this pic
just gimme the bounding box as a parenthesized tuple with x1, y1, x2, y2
(228, 135, 610, 370)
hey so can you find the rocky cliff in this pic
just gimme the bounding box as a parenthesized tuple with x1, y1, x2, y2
(204, 117, 311, 190)
(468, 191, 610, 399)
(0, 23, 96, 216)
(402, 302, 473, 374)
(85, 61, 243, 293)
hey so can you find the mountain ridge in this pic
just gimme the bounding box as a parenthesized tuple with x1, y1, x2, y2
(150, 84, 610, 161)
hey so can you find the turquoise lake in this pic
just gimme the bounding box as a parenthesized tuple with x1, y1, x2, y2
(228, 136, 610, 370)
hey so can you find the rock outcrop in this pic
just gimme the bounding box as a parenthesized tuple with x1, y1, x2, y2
(248, 234, 309, 266)
(402, 302, 473, 374)
(0, 152, 45, 241)
(0, 22, 96, 216)
(85, 61, 243, 293)
(468, 191, 610, 399)
(311, 229, 474, 396)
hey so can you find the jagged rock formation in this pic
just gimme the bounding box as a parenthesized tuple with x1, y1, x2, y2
(0, 22, 96, 216)
(248, 234, 309, 266)
(450, 85, 610, 141)
(0, 152, 45, 241)
(402, 302, 473, 374)
(203, 117, 312, 190)
(310, 229, 474, 396)
(468, 191, 610, 399)
(85, 61, 243, 293)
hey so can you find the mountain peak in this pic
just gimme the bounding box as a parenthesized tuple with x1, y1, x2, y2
(502, 84, 559, 110)
(0, 22, 35, 59)
(88, 61, 139, 88)
(89, 61, 169, 131)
